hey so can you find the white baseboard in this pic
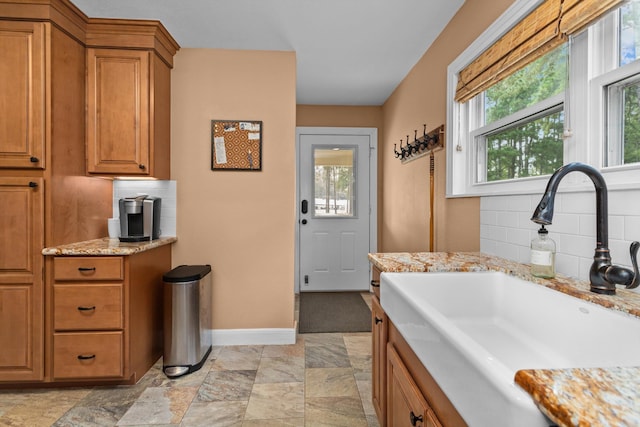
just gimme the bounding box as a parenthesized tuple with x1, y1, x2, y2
(210, 323, 297, 346)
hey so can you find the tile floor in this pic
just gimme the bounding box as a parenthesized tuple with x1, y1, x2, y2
(0, 293, 378, 427)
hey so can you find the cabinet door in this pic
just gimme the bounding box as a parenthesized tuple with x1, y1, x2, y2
(387, 344, 434, 427)
(0, 21, 46, 169)
(372, 295, 388, 425)
(0, 177, 44, 381)
(86, 48, 150, 175)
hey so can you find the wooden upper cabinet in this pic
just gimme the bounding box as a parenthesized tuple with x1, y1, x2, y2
(87, 48, 151, 176)
(0, 177, 44, 381)
(85, 20, 179, 179)
(0, 21, 46, 169)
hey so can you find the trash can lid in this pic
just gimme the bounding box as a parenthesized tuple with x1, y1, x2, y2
(163, 264, 212, 282)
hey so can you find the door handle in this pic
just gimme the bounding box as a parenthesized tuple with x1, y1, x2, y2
(301, 199, 308, 214)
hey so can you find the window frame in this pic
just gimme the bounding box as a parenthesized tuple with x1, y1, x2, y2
(446, 0, 640, 197)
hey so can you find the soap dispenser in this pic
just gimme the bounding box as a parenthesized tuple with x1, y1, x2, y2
(531, 225, 556, 278)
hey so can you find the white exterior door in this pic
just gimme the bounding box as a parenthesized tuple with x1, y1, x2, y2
(297, 128, 376, 292)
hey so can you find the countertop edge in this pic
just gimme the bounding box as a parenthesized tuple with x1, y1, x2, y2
(42, 237, 177, 256)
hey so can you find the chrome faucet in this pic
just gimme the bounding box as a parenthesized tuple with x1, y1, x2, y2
(531, 162, 639, 295)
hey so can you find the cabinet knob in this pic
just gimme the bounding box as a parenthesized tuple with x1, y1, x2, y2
(371, 280, 380, 288)
(375, 317, 383, 324)
(410, 412, 423, 426)
(138, 164, 146, 170)
(30, 156, 39, 163)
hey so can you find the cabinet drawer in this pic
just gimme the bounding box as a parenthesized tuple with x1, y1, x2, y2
(54, 257, 123, 281)
(53, 284, 123, 330)
(53, 332, 123, 379)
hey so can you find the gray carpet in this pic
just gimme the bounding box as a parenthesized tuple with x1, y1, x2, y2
(298, 292, 372, 333)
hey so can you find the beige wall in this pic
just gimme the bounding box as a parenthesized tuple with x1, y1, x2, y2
(171, 48, 296, 330)
(296, 105, 383, 128)
(380, 0, 514, 252)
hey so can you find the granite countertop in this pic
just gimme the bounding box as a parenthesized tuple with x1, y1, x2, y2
(42, 237, 177, 256)
(369, 251, 640, 427)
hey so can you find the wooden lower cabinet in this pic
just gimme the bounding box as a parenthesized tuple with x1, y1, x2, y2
(388, 344, 441, 427)
(372, 281, 467, 427)
(372, 294, 388, 424)
(0, 177, 44, 382)
(47, 245, 169, 384)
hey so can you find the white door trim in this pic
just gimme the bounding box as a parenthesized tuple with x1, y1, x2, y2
(294, 126, 378, 293)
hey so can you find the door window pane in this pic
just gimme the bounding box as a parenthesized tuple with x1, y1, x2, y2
(313, 147, 356, 217)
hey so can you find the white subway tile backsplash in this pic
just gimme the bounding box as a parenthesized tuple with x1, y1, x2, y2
(609, 215, 625, 240)
(496, 211, 519, 228)
(480, 210, 497, 226)
(626, 216, 640, 240)
(506, 194, 532, 212)
(558, 233, 596, 258)
(480, 239, 497, 254)
(480, 195, 509, 211)
(558, 192, 596, 215)
(481, 187, 640, 282)
(578, 257, 593, 281)
(517, 211, 538, 230)
(551, 213, 580, 235)
(609, 190, 640, 215)
(609, 239, 634, 269)
(578, 215, 597, 237)
(506, 227, 530, 247)
(555, 253, 579, 278)
(481, 224, 508, 242)
(495, 241, 521, 260)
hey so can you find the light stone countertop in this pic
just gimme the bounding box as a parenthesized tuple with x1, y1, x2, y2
(42, 236, 177, 256)
(369, 251, 640, 427)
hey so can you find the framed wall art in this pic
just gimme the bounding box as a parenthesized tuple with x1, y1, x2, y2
(211, 120, 262, 171)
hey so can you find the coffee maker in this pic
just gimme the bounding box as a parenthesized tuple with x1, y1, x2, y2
(119, 195, 161, 242)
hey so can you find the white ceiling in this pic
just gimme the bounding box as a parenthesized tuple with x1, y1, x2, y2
(72, 0, 465, 106)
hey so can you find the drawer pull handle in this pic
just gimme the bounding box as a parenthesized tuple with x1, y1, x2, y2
(371, 280, 380, 288)
(77, 354, 96, 360)
(77, 306, 96, 312)
(78, 267, 96, 272)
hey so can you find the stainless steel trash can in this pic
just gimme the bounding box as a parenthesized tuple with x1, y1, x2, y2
(163, 264, 212, 378)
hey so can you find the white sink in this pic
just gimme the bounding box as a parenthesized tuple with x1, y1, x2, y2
(380, 271, 640, 427)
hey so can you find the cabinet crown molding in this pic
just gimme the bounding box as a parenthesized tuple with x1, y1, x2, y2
(0, 0, 180, 67)
(86, 18, 180, 68)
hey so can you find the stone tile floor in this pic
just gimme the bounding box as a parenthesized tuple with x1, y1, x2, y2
(0, 293, 378, 426)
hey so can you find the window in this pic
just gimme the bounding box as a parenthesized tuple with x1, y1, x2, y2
(447, 0, 640, 197)
(604, 1, 640, 167)
(475, 46, 567, 183)
(313, 147, 356, 217)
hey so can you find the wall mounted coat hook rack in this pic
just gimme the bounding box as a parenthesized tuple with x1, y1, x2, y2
(395, 124, 445, 164)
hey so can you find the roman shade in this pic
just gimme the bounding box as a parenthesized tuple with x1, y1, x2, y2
(455, 0, 626, 103)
